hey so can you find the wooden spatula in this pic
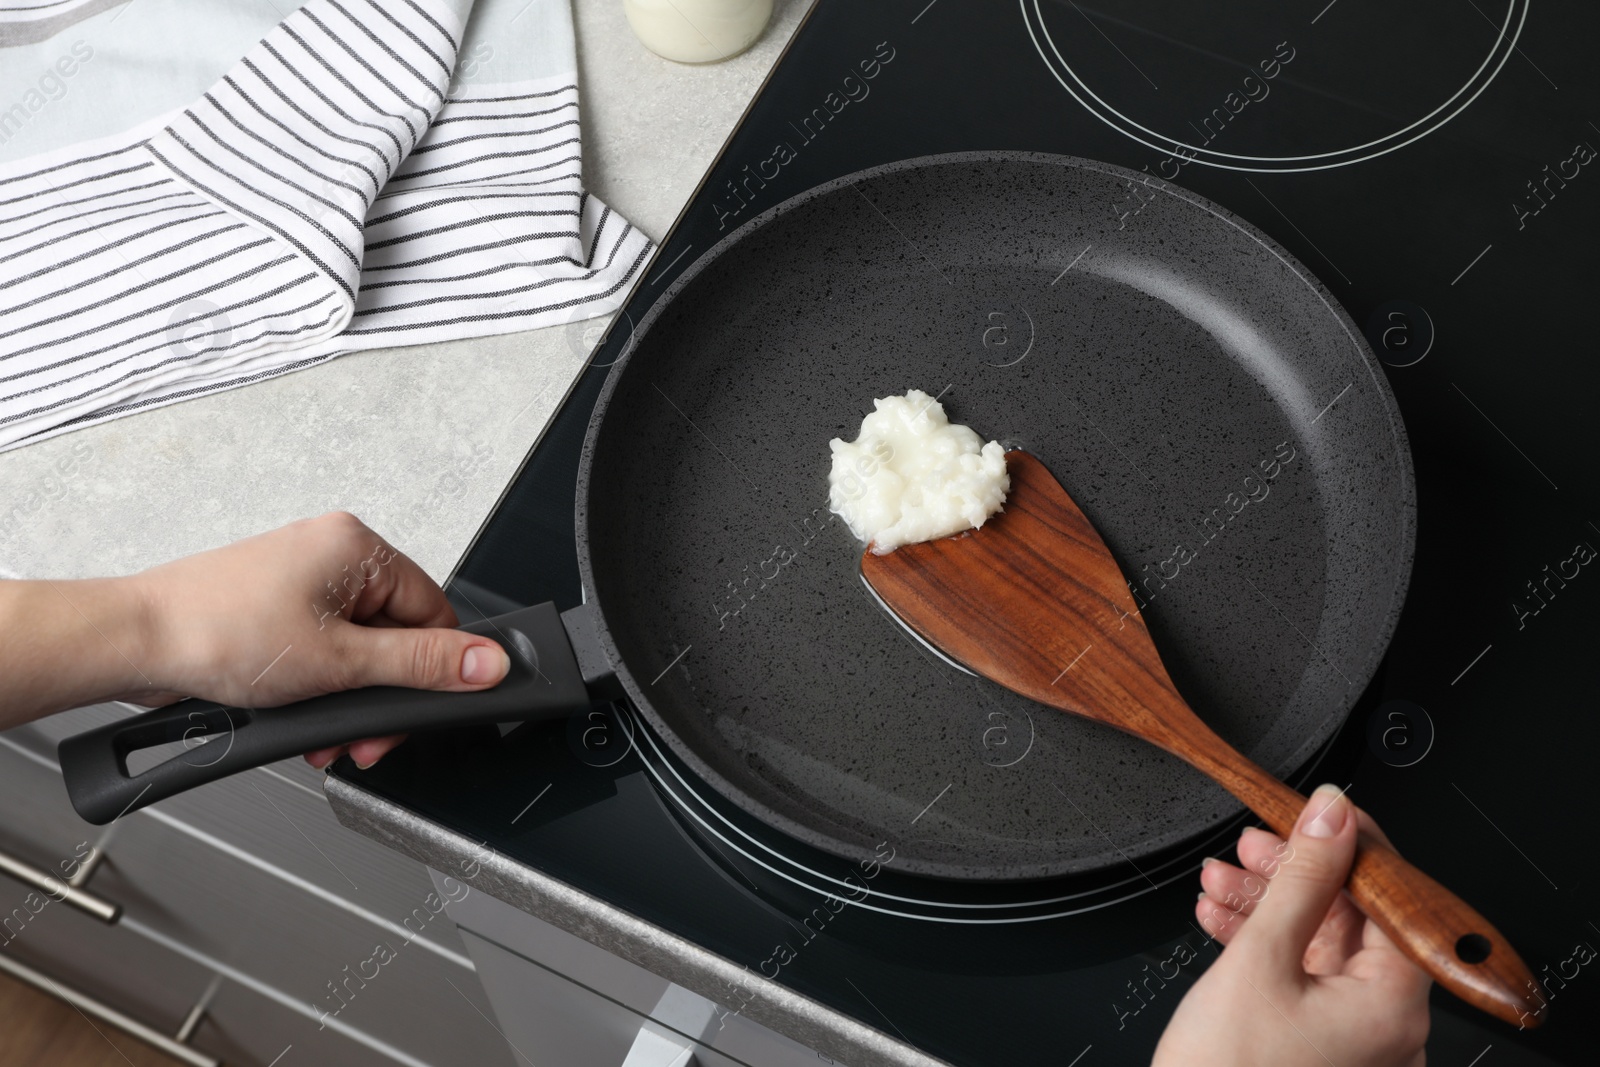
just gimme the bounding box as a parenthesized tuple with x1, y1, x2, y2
(861, 450, 1542, 1028)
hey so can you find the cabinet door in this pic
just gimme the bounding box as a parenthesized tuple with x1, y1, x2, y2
(0, 718, 516, 1067)
(441, 872, 830, 1067)
(462, 928, 648, 1066)
(0, 882, 411, 1067)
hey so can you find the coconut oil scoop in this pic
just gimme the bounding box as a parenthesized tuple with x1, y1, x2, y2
(859, 448, 1541, 1028)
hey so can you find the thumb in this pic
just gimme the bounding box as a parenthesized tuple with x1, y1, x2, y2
(339, 626, 511, 692)
(1231, 783, 1358, 978)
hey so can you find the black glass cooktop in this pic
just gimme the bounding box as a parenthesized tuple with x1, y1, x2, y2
(337, 1, 1600, 1063)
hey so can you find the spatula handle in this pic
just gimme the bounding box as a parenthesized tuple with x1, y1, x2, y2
(1193, 746, 1544, 1028)
(1346, 832, 1545, 1027)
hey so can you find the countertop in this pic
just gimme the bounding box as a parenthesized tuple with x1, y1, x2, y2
(0, 0, 814, 584)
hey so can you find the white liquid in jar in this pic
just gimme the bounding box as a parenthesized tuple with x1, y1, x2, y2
(827, 390, 1010, 555)
(623, 0, 774, 64)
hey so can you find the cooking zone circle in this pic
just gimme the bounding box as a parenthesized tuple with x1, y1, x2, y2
(627, 705, 1345, 923)
(1020, 0, 1528, 172)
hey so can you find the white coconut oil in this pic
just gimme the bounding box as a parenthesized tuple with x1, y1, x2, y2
(828, 390, 1010, 554)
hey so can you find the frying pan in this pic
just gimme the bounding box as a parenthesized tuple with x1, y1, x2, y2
(61, 152, 1414, 883)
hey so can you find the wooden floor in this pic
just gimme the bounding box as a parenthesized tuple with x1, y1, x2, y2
(0, 969, 189, 1067)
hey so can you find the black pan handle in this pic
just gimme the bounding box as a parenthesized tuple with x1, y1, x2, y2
(59, 603, 596, 824)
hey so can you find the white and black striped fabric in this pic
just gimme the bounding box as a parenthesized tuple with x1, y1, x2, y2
(0, 0, 652, 450)
(0, 0, 117, 47)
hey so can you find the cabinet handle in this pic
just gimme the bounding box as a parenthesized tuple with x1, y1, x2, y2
(622, 984, 718, 1067)
(0, 844, 120, 923)
(621, 1025, 698, 1067)
(0, 952, 222, 1067)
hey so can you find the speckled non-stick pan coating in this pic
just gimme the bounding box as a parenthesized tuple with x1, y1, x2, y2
(577, 152, 1414, 881)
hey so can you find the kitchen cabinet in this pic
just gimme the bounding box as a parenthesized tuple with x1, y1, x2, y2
(461, 930, 781, 1067)
(433, 868, 829, 1067)
(0, 706, 516, 1067)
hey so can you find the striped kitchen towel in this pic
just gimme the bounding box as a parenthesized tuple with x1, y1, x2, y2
(0, 0, 653, 450)
(0, 0, 118, 48)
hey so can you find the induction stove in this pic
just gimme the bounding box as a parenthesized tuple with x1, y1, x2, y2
(337, 2, 1600, 1062)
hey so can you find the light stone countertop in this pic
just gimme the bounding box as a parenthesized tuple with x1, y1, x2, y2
(0, 0, 814, 583)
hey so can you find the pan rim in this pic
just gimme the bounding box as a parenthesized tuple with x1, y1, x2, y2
(574, 149, 1416, 882)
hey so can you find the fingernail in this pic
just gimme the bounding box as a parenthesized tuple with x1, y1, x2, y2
(1197, 891, 1207, 901)
(354, 757, 376, 770)
(462, 644, 510, 685)
(1301, 783, 1349, 839)
(1201, 857, 1217, 869)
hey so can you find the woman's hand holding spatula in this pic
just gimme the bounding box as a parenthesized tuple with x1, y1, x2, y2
(1155, 785, 1432, 1067)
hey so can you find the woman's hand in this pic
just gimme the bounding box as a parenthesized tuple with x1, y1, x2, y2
(1152, 785, 1432, 1067)
(0, 512, 509, 769)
